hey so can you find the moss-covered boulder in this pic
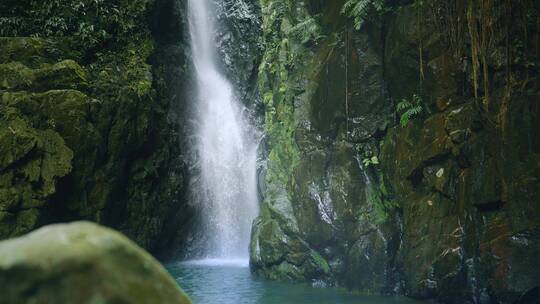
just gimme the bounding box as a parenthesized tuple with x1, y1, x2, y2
(0, 221, 191, 304)
(0, 60, 86, 91)
(0, 112, 73, 237)
(0, 62, 35, 90)
(0, 37, 59, 66)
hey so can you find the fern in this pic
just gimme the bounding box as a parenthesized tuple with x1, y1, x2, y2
(287, 16, 323, 44)
(341, 0, 385, 30)
(397, 94, 423, 127)
(396, 100, 412, 112)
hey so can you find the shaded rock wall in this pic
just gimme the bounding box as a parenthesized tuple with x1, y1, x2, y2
(251, 0, 396, 292)
(251, 0, 540, 303)
(380, 2, 540, 302)
(0, 0, 193, 256)
(215, 0, 263, 109)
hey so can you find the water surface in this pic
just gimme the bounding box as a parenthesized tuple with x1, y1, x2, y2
(166, 260, 426, 304)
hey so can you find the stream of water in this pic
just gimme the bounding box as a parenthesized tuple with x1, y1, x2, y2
(188, 0, 259, 259)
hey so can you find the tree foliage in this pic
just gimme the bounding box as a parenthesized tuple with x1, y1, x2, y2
(0, 0, 150, 49)
(287, 16, 324, 44)
(341, 0, 385, 29)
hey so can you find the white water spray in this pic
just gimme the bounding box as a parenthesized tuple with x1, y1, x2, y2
(188, 0, 259, 260)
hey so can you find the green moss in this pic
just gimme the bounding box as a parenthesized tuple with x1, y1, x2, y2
(260, 0, 324, 190)
(0, 62, 35, 90)
(36, 129, 73, 196)
(0, 116, 37, 170)
(0, 60, 86, 92)
(310, 251, 331, 274)
(0, 94, 74, 236)
(0, 0, 190, 255)
(0, 37, 50, 65)
(33, 60, 87, 91)
(12, 209, 40, 236)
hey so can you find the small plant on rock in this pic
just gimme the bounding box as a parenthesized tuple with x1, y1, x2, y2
(362, 155, 379, 168)
(397, 94, 423, 127)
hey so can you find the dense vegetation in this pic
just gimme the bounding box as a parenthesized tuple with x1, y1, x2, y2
(0, 0, 150, 48)
(0, 0, 191, 254)
(1, 0, 539, 303)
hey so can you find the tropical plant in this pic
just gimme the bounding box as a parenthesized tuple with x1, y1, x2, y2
(0, 0, 149, 48)
(341, 0, 385, 29)
(363, 156, 380, 168)
(397, 94, 423, 127)
(287, 16, 324, 44)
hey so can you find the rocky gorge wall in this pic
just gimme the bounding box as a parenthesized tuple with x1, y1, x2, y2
(0, 0, 194, 255)
(250, 0, 540, 303)
(1, 0, 539, 303)
(0, 0, 264, 259)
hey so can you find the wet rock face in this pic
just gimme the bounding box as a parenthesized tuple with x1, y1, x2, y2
(214, 0, 263, 109)
(0, 0, 193, 256)
(252, 0, 540, 303)
(381, 104, 540, 303)
(250, 0, 396, 291)
(379, 3, 540, 303)
(0, 222, 192, 304)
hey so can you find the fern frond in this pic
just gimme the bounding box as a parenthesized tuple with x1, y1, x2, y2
(397, 100, 412, 111)
(341, 0, 384, 30)
(397, 94, 423, 127)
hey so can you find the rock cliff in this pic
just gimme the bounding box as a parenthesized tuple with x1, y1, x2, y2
(250, 1, 540, 303)
(0, 0, 193, 255)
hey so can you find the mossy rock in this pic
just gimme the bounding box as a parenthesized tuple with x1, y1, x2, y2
(0, 0, 192, 258)
(0, 209, 40, 239)
(0, 60, 86, 92)
(0, 221, 192, 304)
(0, 111, 73, 236)
(0, 115, 73, 198)
(33, 60, 87, 91)
(0, 62, 35, 90)
(0, 116, 37, 171)
(0, 37, 50, 65)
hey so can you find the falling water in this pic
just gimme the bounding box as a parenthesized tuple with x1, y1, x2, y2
(187, 0, 259, 260)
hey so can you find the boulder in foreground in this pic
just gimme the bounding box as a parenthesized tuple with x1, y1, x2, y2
(0, 221, 191, 304)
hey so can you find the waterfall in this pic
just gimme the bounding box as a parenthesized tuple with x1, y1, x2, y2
(187, 0, 259, 261)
